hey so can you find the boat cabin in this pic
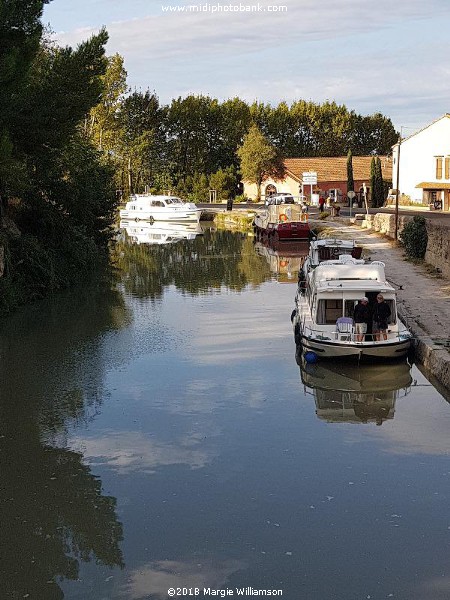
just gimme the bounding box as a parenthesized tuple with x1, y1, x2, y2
(307, 259, 397, 327)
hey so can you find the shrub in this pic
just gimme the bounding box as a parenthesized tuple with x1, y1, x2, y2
(399, 216, 428, 259)
(318, 211, 330, 220)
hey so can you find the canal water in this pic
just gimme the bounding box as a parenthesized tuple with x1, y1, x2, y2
(1, 226, 449, 600)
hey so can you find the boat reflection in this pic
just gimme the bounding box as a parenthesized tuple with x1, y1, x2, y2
(254, 239, 309, 281)
(120, 220, 203, 245)
(298, 355, 414, 425)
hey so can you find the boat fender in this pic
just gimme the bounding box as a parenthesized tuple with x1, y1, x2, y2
(304, 351, 318, 364)
(279, 213, 288, 222)
(290, 309, 297, 323)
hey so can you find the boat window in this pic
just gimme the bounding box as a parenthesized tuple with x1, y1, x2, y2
(344, 300, 357, 318)
(151, 201, 165, 207)
(316, 299, 343, 324)
(386, 299, 396, 324)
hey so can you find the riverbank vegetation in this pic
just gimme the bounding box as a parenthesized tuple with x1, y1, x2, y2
(0, 3, 116, 314)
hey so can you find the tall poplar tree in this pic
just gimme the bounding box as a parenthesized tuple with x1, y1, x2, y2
(347, 150, 354, 191)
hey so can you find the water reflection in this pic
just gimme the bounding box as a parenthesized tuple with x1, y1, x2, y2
(298, 355, 414, 424)
(0, 279, 127, 598)
(119, 220, 203, 245)
(113, 229, 271, 299)
(254, 239, 308, 281)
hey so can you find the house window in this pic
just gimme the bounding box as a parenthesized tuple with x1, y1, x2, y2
(445, 157, 450, 179)
(436, 156, 443, 179)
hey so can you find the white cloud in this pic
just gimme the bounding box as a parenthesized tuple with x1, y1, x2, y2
(72, 429, 216, 473)
(123, 558, 244, 600)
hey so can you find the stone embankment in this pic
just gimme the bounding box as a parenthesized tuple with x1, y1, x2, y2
(329, 213, 450, 393)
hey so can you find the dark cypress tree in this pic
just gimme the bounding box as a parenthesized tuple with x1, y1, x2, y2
(374, 156, 385, 207)
(346, 149, 354, 206)
(370, 157, 377, 208)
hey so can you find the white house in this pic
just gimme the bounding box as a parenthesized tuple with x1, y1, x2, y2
(392, 114, 450, 210)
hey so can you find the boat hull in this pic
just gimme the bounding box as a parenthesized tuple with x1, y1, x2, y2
(254, 221, 310, 240)
(119, 209, 201, 223)
(298, 335, 412, 360)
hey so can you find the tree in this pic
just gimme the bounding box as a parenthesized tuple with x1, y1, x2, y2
(209, 166, 238, 200)
(347, 149, 354, 195)
(369, 156, 384, 208)
(0, 0, 49, 221)
(118, 91, 166, 195)
(237, 124, 286, 202)
(374, 156, 385, 207)
(89, 53, 128, 151)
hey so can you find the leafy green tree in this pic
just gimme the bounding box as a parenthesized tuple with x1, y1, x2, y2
(209, 166, 238, 201)
(89, 53, 128, 151)
(350, 113, 397, 155)
(118, 91, 167, 195)
(0, 0, 49, 220)
(219, 98, 251, 168)
(167, 95, 222, 180)
(0, 24, 119, 311)
(237, 124, 286, 202)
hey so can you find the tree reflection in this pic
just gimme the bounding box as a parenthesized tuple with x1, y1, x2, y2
(0, 276, 126, 598)
(113, 229, 271, 299)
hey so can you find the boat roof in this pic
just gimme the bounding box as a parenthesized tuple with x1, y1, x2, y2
(311, 259, 395, 292)
(312, 238, 357, 248)
(129, 195, 183, 202)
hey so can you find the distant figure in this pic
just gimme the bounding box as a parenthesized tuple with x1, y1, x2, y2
(326, 196, 331, 209)
(373, 294, 391, 341)
(353, 297, 370, 342)
(301, 201, 308, 214)
(318, 196, 325, 213)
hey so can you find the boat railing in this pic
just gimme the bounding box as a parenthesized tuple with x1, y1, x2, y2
(302, 323, 412, 344)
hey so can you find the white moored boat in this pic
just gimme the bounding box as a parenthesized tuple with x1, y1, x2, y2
(292, 254, 413, 360)
(119, 194, 202, 223)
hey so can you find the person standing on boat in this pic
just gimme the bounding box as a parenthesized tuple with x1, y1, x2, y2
(354, 297, 370, 342)
(373, 294, 391, 341)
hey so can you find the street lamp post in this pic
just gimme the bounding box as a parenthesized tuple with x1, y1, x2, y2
(394, 135, 401, 240)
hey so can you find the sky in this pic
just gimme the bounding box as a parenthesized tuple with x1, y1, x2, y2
(43, 0, 450, 135)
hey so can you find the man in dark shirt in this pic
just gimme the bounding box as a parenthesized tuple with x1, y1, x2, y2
(353, 297, 370, 342)
(373, 294, 391, 341)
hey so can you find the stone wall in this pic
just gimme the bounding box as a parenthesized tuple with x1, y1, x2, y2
(357, 213, 414, 238)
(357, 212, 450, 278)
(424, 221, 450, 279)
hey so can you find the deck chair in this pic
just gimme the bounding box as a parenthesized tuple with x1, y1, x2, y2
(335, 317, 354, 341)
